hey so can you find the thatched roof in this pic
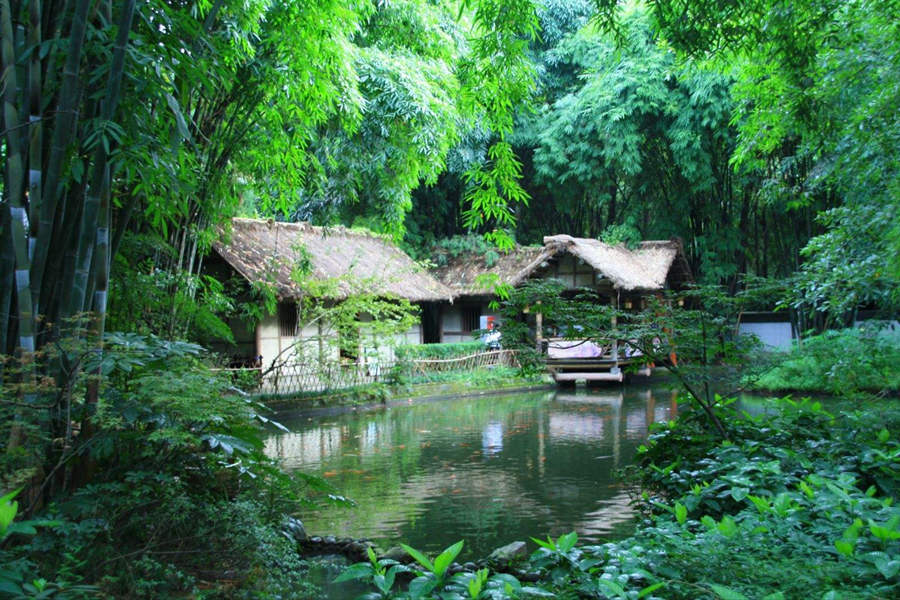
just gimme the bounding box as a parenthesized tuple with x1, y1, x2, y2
(213, 219, 453, 302)
(433, 235, 691, 296)
(431, 244, 554, 297)
(543, 235, 689, 292)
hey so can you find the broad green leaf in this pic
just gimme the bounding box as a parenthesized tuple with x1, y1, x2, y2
(530, 536, 555, 551)
(730, 487, 749, 502)
(433, 540, 464, 577)
(401, 543, 434, 572)
(872, 556, 900, 580)
(597, 578, 626, 598)
(717, 516, 738, 538)
(674, 501, 687, 525)
(709, 583, 749, 600)
(638, 582, 666, 598)
(407, 575, 437, 599)
(520, 585, 555, 597)
(833, 539, 854, 557)
(557, 531, 578, 552)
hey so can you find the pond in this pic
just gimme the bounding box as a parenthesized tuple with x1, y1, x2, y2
(265, 385, 681, 560)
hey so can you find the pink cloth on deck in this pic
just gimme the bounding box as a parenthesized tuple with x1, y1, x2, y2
(548, 340, 605, 359)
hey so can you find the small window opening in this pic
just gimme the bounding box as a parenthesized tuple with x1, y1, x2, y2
(461, 306, 481, 334)
(278, 303, 298, 337)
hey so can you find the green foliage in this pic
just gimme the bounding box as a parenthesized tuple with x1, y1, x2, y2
(753, 324, 900, 397)
(335, 540, 552, 599)
(603, 398, 900, 599)
(430, 235, 504, 268)
(108, 234, 235, 342)
(0, 333, 332, 597)
(395, 342, 485, 361)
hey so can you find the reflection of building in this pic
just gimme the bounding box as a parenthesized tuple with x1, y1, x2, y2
(549, 413, 606, 442)
(264, 425, 343, 468)
(482, 421, 504, 456)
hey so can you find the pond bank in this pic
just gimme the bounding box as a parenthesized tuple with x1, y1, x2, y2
(259, 373, 554, 412)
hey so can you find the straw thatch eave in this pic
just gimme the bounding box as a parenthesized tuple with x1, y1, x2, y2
(542, 235, 686, 292)
(212, 218, 454, 303)
(430, 245, 554, 297)
(432, 235, 691, 296)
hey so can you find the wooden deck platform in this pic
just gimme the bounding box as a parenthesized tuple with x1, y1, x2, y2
(545, 357, 652, 384)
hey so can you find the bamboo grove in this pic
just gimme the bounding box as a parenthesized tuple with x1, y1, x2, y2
(0, 0, 541, 504)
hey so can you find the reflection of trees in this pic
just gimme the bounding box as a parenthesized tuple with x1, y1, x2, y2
(572, 490, 637, 538)
(266, 386, 680, 551)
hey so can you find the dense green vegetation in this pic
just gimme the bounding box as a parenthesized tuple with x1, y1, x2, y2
(752, 326, 900, 397)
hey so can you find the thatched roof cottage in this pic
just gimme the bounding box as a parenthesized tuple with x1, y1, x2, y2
(207, 218, 453, 370)
(431, 234, 692, 342)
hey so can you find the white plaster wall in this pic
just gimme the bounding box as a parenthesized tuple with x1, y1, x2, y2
(738, 322, 794, 349)
(257, 314, 281, 371)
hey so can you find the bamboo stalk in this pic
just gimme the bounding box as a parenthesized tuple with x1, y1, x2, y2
(31, 0, 91, 316)
(28, 0, 41, 296)
(0, 209, 14, 355)
(2, 0, 35, 353)
(67, 0, 135, 318)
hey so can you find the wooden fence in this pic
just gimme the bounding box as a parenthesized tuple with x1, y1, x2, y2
(220, 349, 519, 396)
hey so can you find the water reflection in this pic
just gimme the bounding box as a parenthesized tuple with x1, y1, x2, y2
(265, 386, 679, 558)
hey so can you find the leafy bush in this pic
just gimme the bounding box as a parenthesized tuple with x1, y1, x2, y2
(429, 235, 504, 268)
(608, 398, 900, 599)
(395, 342, 485, 361)
(1, 333, 332, 598)
(335, 541, 552, 599)
(754, 324, 900, 396)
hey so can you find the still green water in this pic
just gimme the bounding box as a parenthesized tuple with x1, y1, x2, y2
(265, 386, 680, 559)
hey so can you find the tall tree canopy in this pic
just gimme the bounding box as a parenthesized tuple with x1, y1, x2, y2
(0, 0, 541, 355)
(592, 0, 900, 316)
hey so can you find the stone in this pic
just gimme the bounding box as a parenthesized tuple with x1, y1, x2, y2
(323, 535, 337, 546)
(346, 541, 370, 561)
(380, 546, 413, 563)
(488, 541, 528, 566)
(282, 517, 308, 543)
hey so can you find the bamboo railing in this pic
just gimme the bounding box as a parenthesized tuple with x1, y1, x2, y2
(220, 349, 519, 396)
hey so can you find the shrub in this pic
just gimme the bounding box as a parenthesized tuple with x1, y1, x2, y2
(394, 342, 485, 361)
(754, 323, 900, 396)
(1, 333, 329, 598)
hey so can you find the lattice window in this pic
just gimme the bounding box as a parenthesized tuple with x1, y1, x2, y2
(278, 303, 298, 337)
(461, 306, 481, 333)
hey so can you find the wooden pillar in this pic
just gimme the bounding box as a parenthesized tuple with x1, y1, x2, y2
(535, 311, 543, 354)
(610, 291, 619, 365)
